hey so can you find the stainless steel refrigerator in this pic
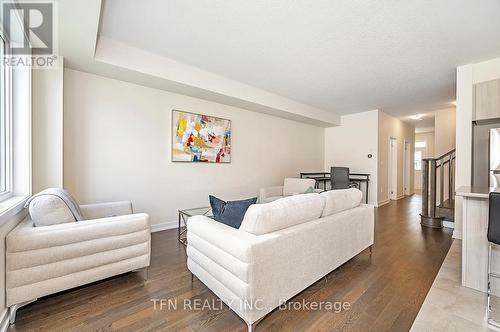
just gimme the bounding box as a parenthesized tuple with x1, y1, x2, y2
(491, 128, 500, 187)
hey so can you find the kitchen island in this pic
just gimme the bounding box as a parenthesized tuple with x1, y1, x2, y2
(456, 186, 500, 293)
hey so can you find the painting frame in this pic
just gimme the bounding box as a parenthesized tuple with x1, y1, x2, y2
(171, 109, 232, 163)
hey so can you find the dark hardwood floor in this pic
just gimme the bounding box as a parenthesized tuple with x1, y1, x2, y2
(9, 195, 453, 332)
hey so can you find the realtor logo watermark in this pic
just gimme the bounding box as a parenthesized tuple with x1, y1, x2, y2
(151, 298, 351, 313)
(2, 1, 59, 68)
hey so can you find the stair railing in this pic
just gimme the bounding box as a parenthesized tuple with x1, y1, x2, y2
(421, 149, 456, 228)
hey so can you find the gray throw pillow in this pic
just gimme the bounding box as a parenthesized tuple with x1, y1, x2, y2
(28, 195, 77, 227)
(25, 188, 84, 227)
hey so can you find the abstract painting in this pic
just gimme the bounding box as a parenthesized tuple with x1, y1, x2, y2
(172, 110, 231, 163)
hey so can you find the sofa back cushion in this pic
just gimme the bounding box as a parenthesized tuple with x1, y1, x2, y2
(27, 195, 77, 227)
(239, 193, 325, 235)
(283, 178, 316, 196)
(320, 188, 363, 217)
(25, 188, 84, 227)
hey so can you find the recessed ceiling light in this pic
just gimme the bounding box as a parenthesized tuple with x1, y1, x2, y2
(410, 114, 423, 120)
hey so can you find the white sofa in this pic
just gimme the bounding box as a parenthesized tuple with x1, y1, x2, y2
(259, 177, 317, 203)
(187, 188, 374, 331)
(6, 201, 151, 324)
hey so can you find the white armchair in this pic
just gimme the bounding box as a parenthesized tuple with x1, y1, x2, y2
(6, 200, 151, 324)
(259, 178, 317, 203)
(79, 201, 135, 219)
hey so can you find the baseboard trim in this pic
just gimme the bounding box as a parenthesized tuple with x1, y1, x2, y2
(453, 230, 462, 240)
(377, 199, 390, 207)
(0, 308, 9, 332)
(151, 221, 177, 233)
(396, 195, 405, 200)
(443, 221, 455, 229)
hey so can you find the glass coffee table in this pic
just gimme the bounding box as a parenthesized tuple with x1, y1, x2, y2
(178, 207, 213, 246)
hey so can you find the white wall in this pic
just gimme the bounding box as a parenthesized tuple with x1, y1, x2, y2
(324, 110, 378, 205)
(415, 132, 435, 159)
(63, 69, 325, 226)
(32, 61, 64, 193)
(434, 107, 456, 157)
(378, 111, 415, 204)
(455, 57, 500, 239)
(324, 109, 415, 206)
(414, 131, 435, 191)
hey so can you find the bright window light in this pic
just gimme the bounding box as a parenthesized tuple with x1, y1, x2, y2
(0, 35, 10, 199)
(415, 151, 423, 170)
(415, 141, 427, 148)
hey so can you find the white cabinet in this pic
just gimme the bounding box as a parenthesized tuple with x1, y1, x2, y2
(474, 79, 500, 121)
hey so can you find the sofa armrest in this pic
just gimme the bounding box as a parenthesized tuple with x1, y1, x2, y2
(7, 213, 150, 253)
(187, 215, 266, 263)
(259, 186, 283, 202)
(79, 201, 133, 220)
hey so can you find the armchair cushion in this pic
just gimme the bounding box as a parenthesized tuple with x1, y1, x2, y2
(260, 196, 284, 204)
(283, 178, 316, 196)
(259, 186, 283, 203)
(26, 195, 76, 227)
(25, 188, 84, 227)
(80, 201, 133, 220)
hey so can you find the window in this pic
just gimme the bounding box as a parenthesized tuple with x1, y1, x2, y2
(415, 141, 427, 149)
(415, 150, 423, 171)
(0, 15, 32, 218)
(0, 34, 11, 201)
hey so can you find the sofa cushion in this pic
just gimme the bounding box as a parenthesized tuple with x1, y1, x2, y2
(282, 178, 316, 196)
(27, 195, 77, 227)
(25, 188, 84, 227)
(239, 193, 325, 235)
(209, 195, 257, 229)
(320, 188, 363, 217)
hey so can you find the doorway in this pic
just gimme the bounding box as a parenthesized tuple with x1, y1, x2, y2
(388, 137, 398, 200)
(403, 140, 411, 196)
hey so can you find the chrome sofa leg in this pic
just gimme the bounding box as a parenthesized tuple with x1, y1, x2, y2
(247, 316, 265, 332)
(9, 299, 37, 324)
(191, 272, 194, 283)
(369, 245, 373, 255)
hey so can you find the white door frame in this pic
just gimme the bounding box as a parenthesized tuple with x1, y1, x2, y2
(388, 137, 398, 200)
(403, 140, 411, 196)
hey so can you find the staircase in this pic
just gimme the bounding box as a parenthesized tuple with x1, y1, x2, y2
(436, 198, 455, 222)
(420, 149, 456, 228)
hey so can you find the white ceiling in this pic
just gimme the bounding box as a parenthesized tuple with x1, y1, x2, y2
(408, 113, 435, 131)
(100, 0, 500, 117)
(57, 0, 340, 127)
